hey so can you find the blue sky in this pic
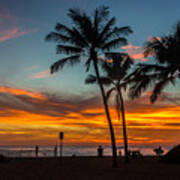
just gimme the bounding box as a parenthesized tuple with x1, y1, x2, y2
(0, 0, 180, 94)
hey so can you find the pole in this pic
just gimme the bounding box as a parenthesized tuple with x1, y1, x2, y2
(59, 132, 64, 158)
(60, 138, 63, 158)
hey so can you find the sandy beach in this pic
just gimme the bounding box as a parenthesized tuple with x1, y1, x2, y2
(0, 156, 179, 180)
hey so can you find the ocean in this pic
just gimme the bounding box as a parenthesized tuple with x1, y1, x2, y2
(0, 145, 171, 157)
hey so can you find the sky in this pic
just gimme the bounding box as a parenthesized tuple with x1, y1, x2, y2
(0, 0, 180, 147)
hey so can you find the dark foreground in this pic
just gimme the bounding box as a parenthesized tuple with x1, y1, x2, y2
(0, 156, 179, 180)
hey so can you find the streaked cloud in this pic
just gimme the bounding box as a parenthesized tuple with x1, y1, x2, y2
(0, 86, 46, 100)
(0, 28, 36, 43)
(0, 85, 179, 145)
(30, 70, 53, 79)
(160, 93, 180, 106)
(0, 85, 102, 118)
(0, 6, 36, 43)
(163, 123, 180, 127)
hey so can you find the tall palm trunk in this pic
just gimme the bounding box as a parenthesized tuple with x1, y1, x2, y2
(93, 60, 118, 168)
(118, 87, 129, 163)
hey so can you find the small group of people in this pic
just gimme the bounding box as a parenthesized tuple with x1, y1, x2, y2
(35, 145, 58, 157)
(97, 145, 165, 158)
(35, 145, 105, 157)
(153, 146, 164, 156)
(35, 145, 164, 157)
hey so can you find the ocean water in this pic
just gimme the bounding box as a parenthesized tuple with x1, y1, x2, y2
(0, 145, 171, 157)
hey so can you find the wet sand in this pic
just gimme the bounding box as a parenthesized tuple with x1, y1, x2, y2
(0, 156, 179, 180)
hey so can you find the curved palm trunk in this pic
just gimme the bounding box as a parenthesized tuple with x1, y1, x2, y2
(118, 87, 129, 163)
(93, 60, 118, 168)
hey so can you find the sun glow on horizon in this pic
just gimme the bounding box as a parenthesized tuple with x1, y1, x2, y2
(0, 85, 179, 146)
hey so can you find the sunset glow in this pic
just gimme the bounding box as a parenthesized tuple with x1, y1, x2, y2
(0, 86, 179, 146)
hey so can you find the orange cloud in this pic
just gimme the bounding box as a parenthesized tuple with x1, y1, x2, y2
(0, 86, 46, 100)
(121, 44, 148, 61)
(121, 37, 162, 61)
(148, 36, 162, 42)
(30, 70, 53, 79)
(0, 85, 179, 146)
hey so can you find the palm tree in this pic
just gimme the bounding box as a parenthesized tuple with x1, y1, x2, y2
(45, 6, 133, 167)
(85, 52, 134, 163)
(126, 22, 180, 103)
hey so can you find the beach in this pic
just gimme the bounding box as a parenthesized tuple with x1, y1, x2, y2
(0, 156, 179, 180)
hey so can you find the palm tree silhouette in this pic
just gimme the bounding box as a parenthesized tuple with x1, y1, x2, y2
(45, 6, 133, 167)
(85, 52, 134, 163)
(126, 22, 180, 103)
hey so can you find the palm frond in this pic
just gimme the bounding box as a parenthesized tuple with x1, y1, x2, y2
(124, 63, 167, 82)
(55, 23, 72, 33)
(53, 23, 88, 47)
(144, 38, 160, 57)
(150, 76, 176, 103)
(102, 37, 127, 51)
(174, 21, 180, 40)
(114, 26, 133, 36)
(102, 26, 132, 44)
(101, 61, 112, 74)
(117, 82, 128, 92)
(128, 70, 168, 100)
(85, 74, 112, 86)
(124, 66, 142, 81)
(85, 58, 91, 72)
(50, 55, 80, 73)
(105, 52, 127, 58)
(56, 45, 83, 55)
(144, 37, 170, 64)
(85, 74, 97, 84)
(103, 52, 133, 81)
(45, 32, 70, 42)
(72, 28, 89, 47)
(99, 77, 112, 85)
(129, 76, 151, 99)
(121, 55, 134, 73)
(106, 87, 116, 101)
(68, 8, 95, 43)
(68, 8, 84, 27)
(98, 17, 116, 44)
(94, 6, 109, 32)
(96, 6, 109, 21)
(138, 64, 167, 73)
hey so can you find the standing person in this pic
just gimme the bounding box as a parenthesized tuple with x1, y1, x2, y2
(35, 145, 39, 157)
(119, 150, 122, 157)
(54, 144, 57, 157)
(97, 145, 104, 157)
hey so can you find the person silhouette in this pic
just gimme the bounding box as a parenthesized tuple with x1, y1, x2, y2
(119, 150, 122, 157)
(97, 145, 103, 157)
(54, 145, 57, 157)
(35, 145, 39, 157)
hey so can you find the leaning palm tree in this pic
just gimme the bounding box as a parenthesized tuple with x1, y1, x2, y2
(126, 22, 180, 103)
(45, 6, 133, 167)
(85, 52, 134, 163)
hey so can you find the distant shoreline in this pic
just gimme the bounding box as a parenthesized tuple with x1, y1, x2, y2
(0, 145, 170, 157)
